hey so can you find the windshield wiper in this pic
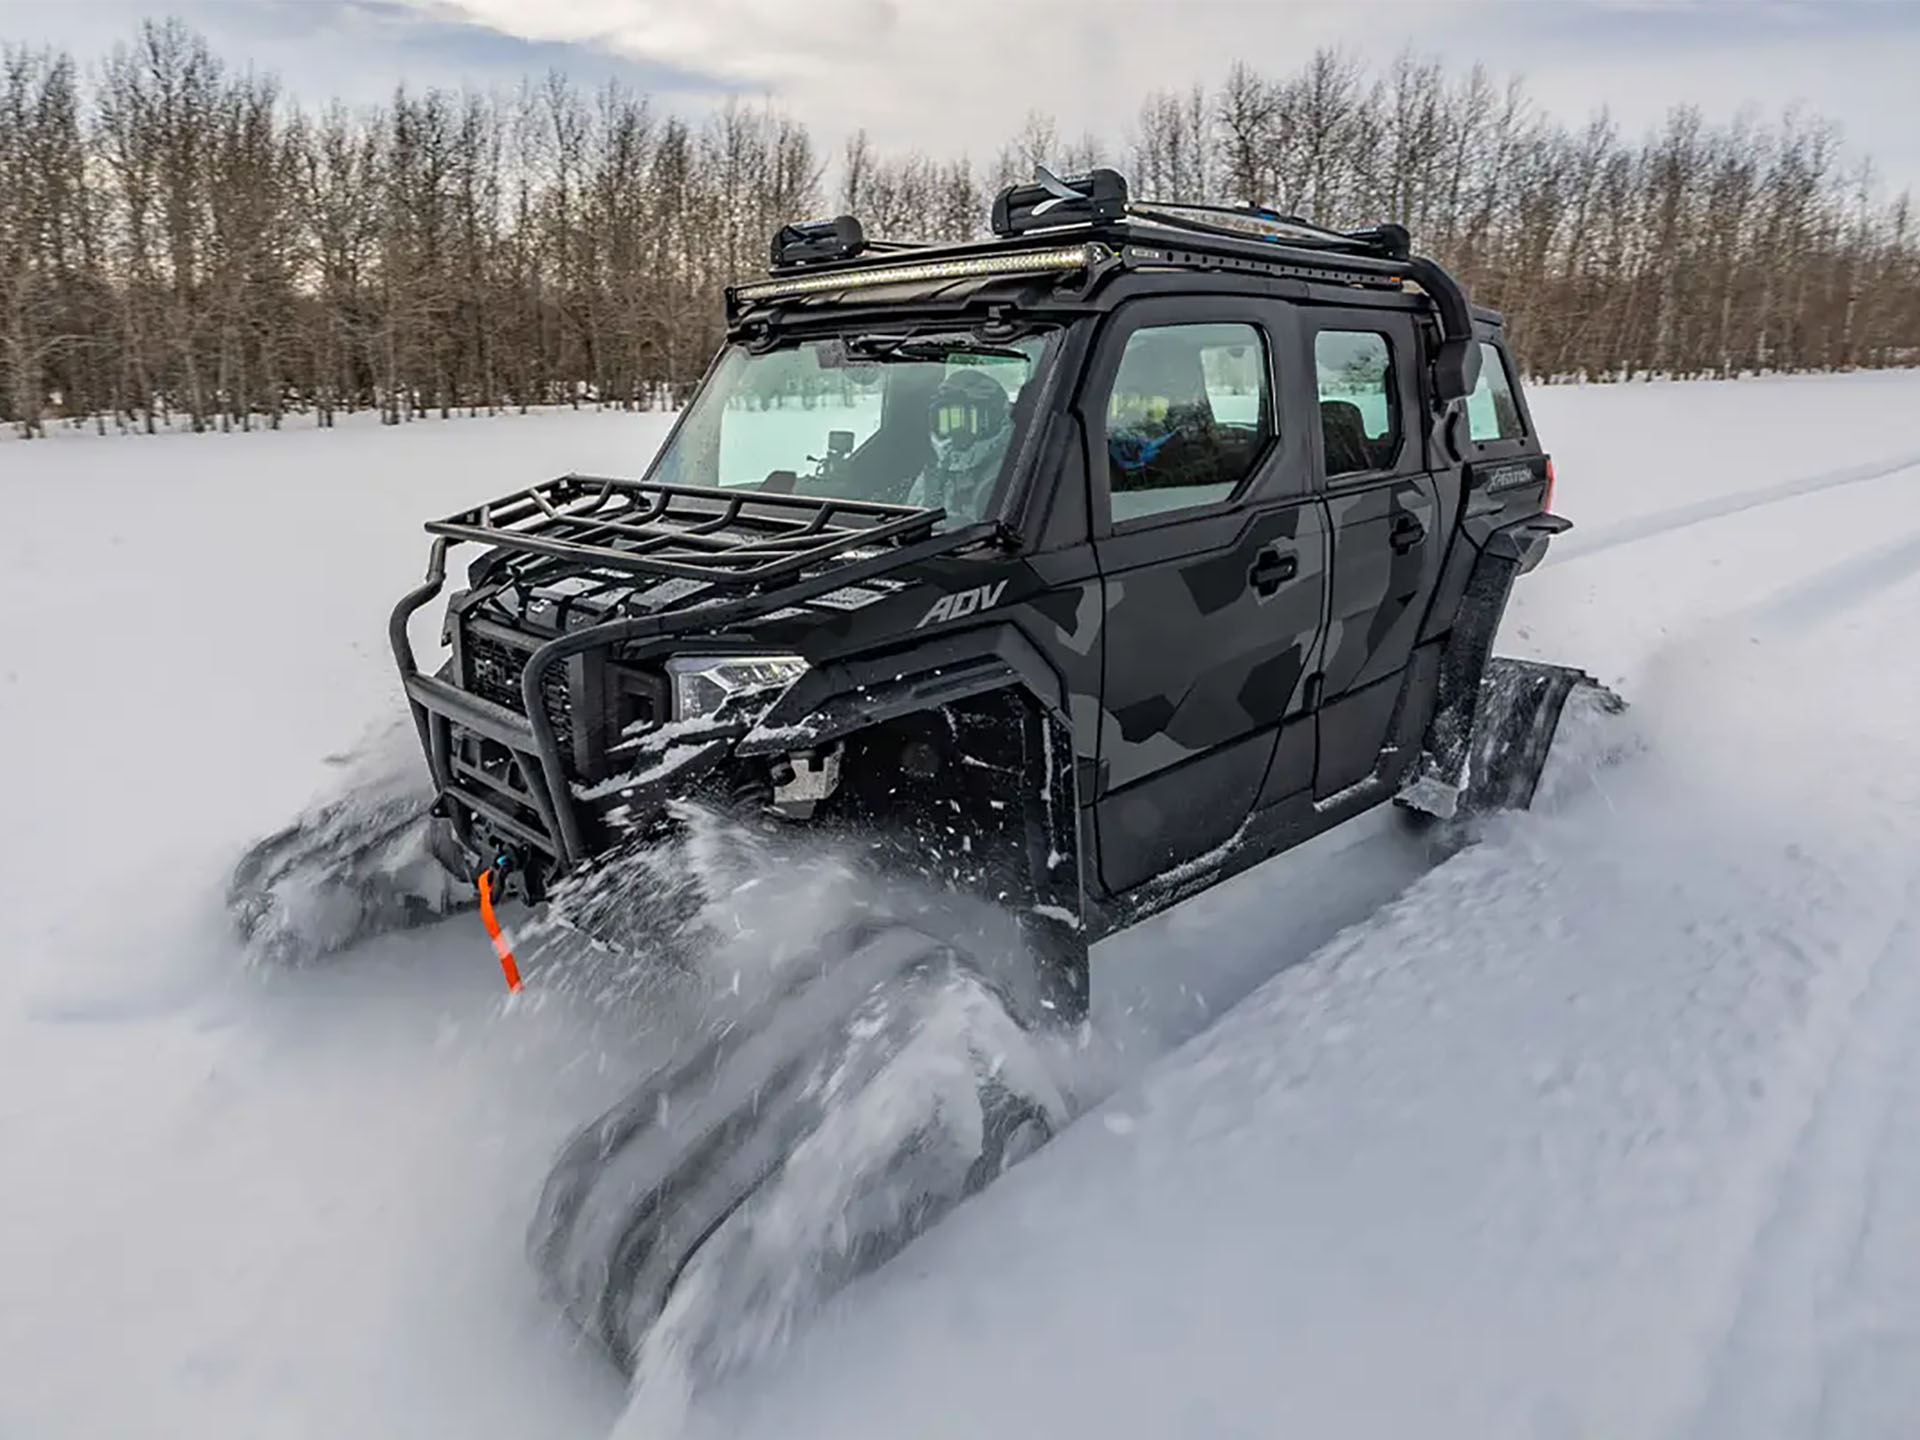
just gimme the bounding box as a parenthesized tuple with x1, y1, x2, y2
(841, 333, 1030, 362)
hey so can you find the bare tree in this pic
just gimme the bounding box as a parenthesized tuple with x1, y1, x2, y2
(0, 46, 92, 436)
(7, 25, 1920, 437)
(1132, 85, 1210, 202)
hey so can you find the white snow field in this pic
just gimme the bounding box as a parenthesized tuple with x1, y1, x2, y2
(4, 369, 1920, 1439)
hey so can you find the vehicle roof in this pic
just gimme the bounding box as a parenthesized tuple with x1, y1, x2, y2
(728, 188, 1491, 404)
(725, 216, 1434, 333)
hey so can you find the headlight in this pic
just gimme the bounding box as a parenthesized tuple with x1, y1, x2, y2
(665, 654, 809, 722)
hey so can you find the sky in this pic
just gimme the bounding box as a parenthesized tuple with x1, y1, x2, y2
(5, 0, 1919, 196)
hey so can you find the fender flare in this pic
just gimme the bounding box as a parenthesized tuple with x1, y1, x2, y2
(739, 622, 1091, 1014)
(737, 622, 1070, 757)
(1412, 510, 1572, 800)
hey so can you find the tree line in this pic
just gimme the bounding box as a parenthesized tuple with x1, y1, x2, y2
(3, 20, 1916, 438)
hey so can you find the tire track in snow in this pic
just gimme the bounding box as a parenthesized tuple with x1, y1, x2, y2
(1813, 966, 1920, 1438)
(1672, 543, 1920, 1440)
(1748, 527, 1920, 634)
(1682, 878, 1920, 1440)
(1549, 449, 1920, 565)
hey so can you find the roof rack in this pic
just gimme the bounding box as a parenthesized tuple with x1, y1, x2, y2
(425, 475, 946, 587)
(1124, 201, 1411, 263)
(733, 166, 1483, 402)
(993, 167, 1411, 261)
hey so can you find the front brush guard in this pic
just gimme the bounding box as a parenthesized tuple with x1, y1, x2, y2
(389, 539, 575, 891)
(388, 522, 996, 891)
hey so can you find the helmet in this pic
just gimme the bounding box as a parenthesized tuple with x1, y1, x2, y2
(926, 368, 1012, 472)
(1106, 331, 1212, 481)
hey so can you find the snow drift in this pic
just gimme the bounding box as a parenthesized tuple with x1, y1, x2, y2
(8, 374, 1920, 1440)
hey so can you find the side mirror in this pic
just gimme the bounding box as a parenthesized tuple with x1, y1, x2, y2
(1401, 255, 1481, 407)
(827, 429, 855, 458)
(1431, 338, 1482, 406)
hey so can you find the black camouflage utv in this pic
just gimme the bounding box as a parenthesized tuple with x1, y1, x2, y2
(235, 167, 1613, 1377)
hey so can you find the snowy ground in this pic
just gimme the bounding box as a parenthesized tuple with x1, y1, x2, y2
(5, 371, 1920, 1438)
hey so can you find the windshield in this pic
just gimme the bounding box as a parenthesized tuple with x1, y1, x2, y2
(648, 330, 1057, 528)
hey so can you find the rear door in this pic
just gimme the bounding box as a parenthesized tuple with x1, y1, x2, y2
(1306, 309, 1446, 798)
(1459, 335, 1552, 544)
(1084, 296, 1329, 895)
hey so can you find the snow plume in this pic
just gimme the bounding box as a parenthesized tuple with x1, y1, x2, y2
(615, 953, 1069, 1438)
(225, 716, 466, 966)
(1527, 670, 1643, 813)
(513, 808, 1088, 1429)
(521, 802, 1091, 1047)
(518, 802, 875, 1014)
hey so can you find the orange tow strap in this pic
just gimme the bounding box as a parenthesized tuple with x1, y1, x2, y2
(476, 868, 523, 993)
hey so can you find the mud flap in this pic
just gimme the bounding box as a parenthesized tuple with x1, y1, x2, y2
(528, 919, 1066, 1380)
(1401, 508, 1624, 819)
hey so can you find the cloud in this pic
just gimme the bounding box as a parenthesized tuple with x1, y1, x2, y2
(0, 0, 738, 107)
(405, 0, 1481, 155)
(393, 0, 1920, 192)
(4, 0, 1916, 192)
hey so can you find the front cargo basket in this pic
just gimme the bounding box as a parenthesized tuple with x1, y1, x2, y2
(425, 475, 945, 587)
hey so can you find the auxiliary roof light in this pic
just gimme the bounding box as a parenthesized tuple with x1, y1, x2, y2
(732, 242, 1111, 304)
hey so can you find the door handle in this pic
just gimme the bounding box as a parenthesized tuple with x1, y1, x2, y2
(1249, 545, 1299, 598)
(1389, 513, 1427, 553)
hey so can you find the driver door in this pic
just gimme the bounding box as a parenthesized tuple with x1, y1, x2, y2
(1084, 298, 1330, 895)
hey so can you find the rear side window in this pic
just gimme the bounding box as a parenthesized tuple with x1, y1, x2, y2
(1314, 331, 1399, 478)
(1103, 321, 1272, 523)
(1466, 341, 1526, 442)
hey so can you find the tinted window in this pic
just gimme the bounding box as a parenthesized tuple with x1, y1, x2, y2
(1314, 330, 1399, 478)
(1104, 322, 1271, 523)
(1465, 341, 1526, 442)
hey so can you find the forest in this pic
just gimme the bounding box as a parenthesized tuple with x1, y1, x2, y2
(3, 19, 1916, 437)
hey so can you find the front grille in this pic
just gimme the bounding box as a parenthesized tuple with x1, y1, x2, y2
(465, 633, 573, 751)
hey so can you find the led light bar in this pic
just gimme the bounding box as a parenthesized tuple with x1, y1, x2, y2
(732, 242, 1110, 304)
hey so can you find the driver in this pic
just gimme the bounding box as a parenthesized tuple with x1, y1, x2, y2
(906, 368, 1014, 522)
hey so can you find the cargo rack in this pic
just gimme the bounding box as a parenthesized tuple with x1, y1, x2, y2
(735, 168, 1416, 302)
(729, 166, 1480, 404)
(424, 474, 947, 588)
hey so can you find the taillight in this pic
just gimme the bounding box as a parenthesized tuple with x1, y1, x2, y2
(1544, 457, 1557, 513)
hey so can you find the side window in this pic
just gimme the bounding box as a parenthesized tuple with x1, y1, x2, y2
(1104, 322, 1272, 523)
(1314, 330, 1400, 479)
(1465, 340, 1526, 443)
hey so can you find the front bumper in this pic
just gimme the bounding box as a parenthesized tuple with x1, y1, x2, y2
(389, 541, 758, 896)
(397, 664, 576, 881)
